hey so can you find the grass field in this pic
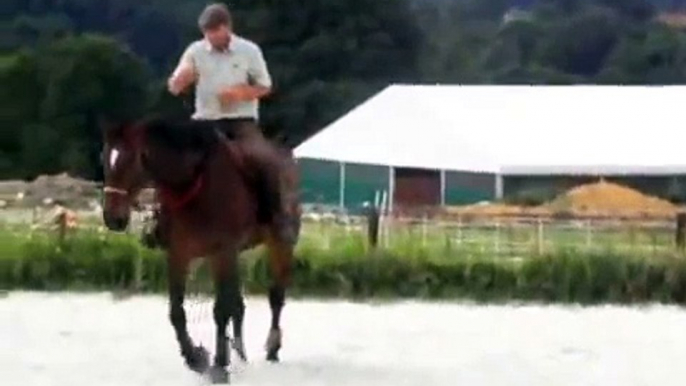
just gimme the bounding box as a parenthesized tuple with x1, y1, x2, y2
(2, 210, 685, 304)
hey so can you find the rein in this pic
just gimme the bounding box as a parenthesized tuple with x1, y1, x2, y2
(158, 174, 205, 211)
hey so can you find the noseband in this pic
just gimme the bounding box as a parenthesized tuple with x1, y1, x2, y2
(103, 186, 129, 197)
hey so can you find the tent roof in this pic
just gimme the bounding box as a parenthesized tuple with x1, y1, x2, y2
(293, 84, 686, 176)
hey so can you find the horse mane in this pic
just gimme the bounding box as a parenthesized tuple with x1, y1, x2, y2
(141, 115, 221, 154)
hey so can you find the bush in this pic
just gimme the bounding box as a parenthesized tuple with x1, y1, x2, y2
(1, 229, 685, 305)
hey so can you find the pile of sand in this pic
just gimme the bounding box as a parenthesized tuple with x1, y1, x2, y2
(544, 180, 678, 217)
(446, 180, 681, 219)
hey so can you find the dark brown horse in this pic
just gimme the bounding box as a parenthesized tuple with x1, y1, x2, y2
(100, 115, 301, 383)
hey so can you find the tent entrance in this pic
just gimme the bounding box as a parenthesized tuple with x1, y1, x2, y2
(393, 167, 441, 210)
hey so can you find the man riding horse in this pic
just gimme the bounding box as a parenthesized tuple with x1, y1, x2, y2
(151, 2, 293, 246)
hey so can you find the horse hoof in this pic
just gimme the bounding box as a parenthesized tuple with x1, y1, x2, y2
(266, 350, 279, 362)
(265, 328, 281, 362)
(208, 365, 230, 384)
(231, 338, 248, 362)
(186, 345, 210, 374)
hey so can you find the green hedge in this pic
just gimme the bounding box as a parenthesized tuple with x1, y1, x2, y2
(1, 229, 685, 305)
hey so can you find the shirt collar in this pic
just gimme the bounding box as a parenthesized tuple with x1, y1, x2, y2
(203, 34, 237, 53)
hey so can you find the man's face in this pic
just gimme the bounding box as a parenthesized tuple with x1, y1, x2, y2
(203, 24, 231, 50)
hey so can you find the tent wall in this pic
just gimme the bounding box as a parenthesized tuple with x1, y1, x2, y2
(298, 158, 500, 211)
(298, 159, 340, 206)
(297, 159, 388, 210)
(342, 162, 389, 207)
(444, 171, 497, 205)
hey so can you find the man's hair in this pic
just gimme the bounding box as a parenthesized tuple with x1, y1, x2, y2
(198, 3, 232, 31)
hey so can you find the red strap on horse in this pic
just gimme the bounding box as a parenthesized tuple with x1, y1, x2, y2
(158, 175, 204, 211)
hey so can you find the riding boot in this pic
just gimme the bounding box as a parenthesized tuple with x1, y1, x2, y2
(260, 166, 294, 241)
(243, 148, 295, 244)
(230, 121, 296, 244)
(142, 206, 169, 249)
(141, 209, 161, 249)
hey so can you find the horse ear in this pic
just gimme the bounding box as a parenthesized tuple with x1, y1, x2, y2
(98, 116, 119, 139)
(98, 116, 133, 143)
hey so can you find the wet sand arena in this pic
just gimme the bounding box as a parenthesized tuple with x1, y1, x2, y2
(2, 292, 686, 386)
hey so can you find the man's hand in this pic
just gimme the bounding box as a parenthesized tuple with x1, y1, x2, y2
(218, 84, 271, 104)
(167, 66, 195, 95)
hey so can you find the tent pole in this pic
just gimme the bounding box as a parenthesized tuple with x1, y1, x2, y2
(440, 169, 446, 206)
(388, 166, 395, 212)
(495, 173, 504, 201)
(339, 162, 346, 208)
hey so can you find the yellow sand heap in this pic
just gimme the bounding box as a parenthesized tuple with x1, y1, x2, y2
(445, 180, 681, 219)
(545, 180, 678, 216)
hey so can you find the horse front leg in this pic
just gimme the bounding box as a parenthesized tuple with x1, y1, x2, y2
(168, 257, 209, 374)
(230, 277, 247, 362)
(208, 248, 243, 384)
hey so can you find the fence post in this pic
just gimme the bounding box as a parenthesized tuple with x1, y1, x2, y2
(422, 215, 428, 248)
(366, 205, 380, 250)
(494, 220, 501, 255)
(677, 212, 686, 252)
(537, 218, 544, 255)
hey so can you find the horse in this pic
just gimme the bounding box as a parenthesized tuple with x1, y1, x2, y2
(99, 115, 301, 383)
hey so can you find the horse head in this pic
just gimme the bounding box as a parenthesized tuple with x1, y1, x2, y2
(101, 118, 149, 231)
(101, 115, 220, 231)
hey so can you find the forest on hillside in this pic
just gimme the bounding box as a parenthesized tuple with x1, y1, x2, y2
(2, 0, 686, 181)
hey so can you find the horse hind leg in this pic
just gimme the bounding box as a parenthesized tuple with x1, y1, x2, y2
(208, 278, 230, 383)
(230, 286, 247, 362)
(265, 232, 293, 362)
(168, 262, 209, 374)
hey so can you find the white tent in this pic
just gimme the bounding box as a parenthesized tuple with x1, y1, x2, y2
(295, 84, 686, 175)
(294, 84, 686, 208)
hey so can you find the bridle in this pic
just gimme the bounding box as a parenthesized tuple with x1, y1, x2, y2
(101, 115, 207, 212)
(103, 186, 129, 197)
(102, 123, 145, 201)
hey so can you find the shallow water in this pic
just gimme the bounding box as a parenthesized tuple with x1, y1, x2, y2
(2, 292, 686, 386)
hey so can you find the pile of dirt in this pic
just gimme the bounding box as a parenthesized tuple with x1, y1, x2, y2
(446, 180, 681, 219)
(544, 180, 678, 217)
(0, 173, 100, 209)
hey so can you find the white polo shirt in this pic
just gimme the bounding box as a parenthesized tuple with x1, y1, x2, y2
(175, 34, 272, 120)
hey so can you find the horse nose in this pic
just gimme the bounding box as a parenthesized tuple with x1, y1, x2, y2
(104, 213, 129, 232)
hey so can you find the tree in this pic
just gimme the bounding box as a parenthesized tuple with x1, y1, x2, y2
(1, 34, 153, 180)
(598, 25, 686, 83)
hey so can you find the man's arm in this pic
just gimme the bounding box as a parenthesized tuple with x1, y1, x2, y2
(245, 44, 273, 98)
(167, 45, 197, 95)
(219, 45, 272, 102)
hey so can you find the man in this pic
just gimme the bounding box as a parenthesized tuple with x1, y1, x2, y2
(160, 2, 291, 242)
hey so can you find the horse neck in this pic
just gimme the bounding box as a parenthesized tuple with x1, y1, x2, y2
(143, 141, 208, 192)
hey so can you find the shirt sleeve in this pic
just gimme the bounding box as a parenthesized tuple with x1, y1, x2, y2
(247, 45, 272, 88)
(172, 43, 197, 78)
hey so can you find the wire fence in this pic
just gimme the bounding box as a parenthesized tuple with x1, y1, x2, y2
(299, 213, 686, 257)
(2, 205, 684, 258)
